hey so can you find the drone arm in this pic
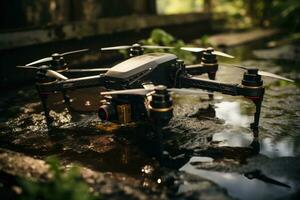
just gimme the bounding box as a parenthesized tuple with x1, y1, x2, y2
(186, 64, 218, 76)
(180, 75, 265, 133)
(35, 86, 53, 127)
(63, 68, 109, 76)
(180, 75, 239, 96)
(37, 75, 106, 93)
(61, 75, 106, 90)
(180, 75, 265, 97)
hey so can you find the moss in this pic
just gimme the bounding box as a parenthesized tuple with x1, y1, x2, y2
(18, 156, 101, 200)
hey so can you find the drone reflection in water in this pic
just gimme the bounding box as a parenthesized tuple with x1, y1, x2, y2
(180, 160, 298, 200)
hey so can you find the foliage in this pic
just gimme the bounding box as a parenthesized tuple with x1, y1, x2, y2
(157, 0, 204, 14)
(218, 0, 300, 31)
(18, 156, 101, 200)
(157, 0, 300, 32)
(140, 29, 196, 64)
(271, 0, 300, 32)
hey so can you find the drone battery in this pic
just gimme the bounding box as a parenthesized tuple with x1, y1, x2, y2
(117, 104, 132, 124)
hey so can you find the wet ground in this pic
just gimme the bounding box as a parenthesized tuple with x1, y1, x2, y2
(0, 36, 300, 199)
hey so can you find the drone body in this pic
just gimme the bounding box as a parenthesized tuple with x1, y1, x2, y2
(104, 53, 177, 88)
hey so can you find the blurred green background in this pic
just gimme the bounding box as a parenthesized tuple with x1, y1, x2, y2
(1, 0, 299, 32)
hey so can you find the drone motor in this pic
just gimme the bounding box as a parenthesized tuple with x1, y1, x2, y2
(148, 85, 173, 126)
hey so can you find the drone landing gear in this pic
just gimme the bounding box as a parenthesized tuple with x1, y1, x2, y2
(62, 90, 71, 105)
(37, 86, 72, 128)
(37, 90, 54, 128)
(250, 98, 263, 137)
(207, 72, 216, 100)
(61, 90, 82, 114)
(152, 121, 164, 158)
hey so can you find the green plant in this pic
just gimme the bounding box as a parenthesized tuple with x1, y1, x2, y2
(19, 156, 101, 200)
(140, 29, 196, 64)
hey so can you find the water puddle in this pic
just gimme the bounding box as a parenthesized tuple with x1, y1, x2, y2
(181, 157, 299, 200)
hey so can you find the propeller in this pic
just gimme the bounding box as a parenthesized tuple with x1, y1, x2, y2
(101, 43, 173, 51)
(16, 65, 38, 69)
(46, 70, 68, 80)
(17, 65, 68, 80)
(221, 63, 295, 82)
(25, 48, 89, 66)
(66, 68, 110, 73)
(181, 47, 234, 58)
(17, 65, 108, 74)
(100, 86, 211, 96)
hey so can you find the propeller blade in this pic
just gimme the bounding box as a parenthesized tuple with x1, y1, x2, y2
(142, 45, 173, 49)
(180, 47, 206, 52)
(66, 68, 110, 73)
(46, 70, 68, 80)
(101, 45, 132, 51)
(24, 49, 89, 66)
(221, 63, 294, 82)
(26, 57, 53, 66)
(168, 88, 212, 95)
(101, 87, 211, 96)
(101, 88, 153, 96)
(17, 65, 38, 69)
(101, 44, 173, 51)
(61, 48, 89, 56)
(221, 63, 248, 70)
(181, 47, 234, 58)
(258, 71, 294, 82)
(212, 51, 234, 58)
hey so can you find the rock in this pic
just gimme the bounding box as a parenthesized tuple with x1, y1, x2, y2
(0, 148, 166, 200)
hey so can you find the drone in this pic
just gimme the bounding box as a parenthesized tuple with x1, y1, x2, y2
(17, 43, 294, 156)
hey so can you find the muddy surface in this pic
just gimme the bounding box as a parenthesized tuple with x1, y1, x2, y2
(0, 36, 300, 199)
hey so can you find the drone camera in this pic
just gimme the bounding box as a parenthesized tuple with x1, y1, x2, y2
(98, 99, 133, 124)
(98, 102, 117, 121)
